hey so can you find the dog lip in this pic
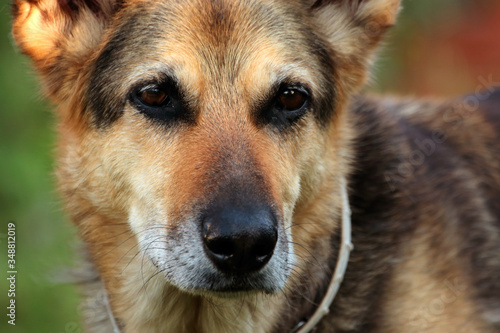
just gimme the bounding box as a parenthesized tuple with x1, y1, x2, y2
(179, 266, 283, 295)
(197, 281, 279, 295)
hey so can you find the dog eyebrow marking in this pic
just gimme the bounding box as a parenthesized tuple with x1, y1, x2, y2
(305, 38, 338, 126)
(86, 5, 163, 128)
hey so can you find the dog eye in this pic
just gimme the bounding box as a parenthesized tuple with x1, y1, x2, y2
(130, 82, 184, 122)
(276, 88, 308, 112)
(261, 85, 311, 127)
(137, 88, 169, 107)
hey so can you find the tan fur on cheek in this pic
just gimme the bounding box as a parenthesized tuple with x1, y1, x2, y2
(57, 117, 153, 226)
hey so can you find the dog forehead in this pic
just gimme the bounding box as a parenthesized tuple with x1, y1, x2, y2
(88, 0, 328, 126)
(150, 0, 302, 40)
(123, 0, 313, 75)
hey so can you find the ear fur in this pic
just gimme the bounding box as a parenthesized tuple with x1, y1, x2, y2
(312, 0, 400, 50)
(310, 0, 401, 91)
(12, 0, 119, 101)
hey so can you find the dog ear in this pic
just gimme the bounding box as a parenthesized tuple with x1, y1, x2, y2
(12, 0, 120, 102)
(309, 0, 400, 91)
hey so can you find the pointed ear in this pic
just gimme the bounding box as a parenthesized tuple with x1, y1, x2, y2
(12, 0, 120, 101)
(310, 0, 400, 91)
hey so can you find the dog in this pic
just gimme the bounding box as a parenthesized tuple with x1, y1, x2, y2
(12, 0, 500, 332)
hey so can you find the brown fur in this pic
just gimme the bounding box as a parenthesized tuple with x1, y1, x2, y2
(12, 0, 500, 332)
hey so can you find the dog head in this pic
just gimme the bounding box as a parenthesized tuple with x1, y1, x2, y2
(13, 0, 399, 296)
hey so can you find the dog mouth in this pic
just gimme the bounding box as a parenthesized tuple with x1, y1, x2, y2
(186, 271, 283, 296)
(139, 223, 291, 296)
(131, 199, 292, 296)
(146, 237, 290, 296)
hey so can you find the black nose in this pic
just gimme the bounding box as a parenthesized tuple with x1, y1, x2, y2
(202, 205, 278, 274)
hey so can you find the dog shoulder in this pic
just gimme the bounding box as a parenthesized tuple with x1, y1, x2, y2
(350, 92, 500, 331)
(351, 91, 500, 213)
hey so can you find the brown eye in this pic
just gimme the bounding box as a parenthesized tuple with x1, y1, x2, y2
(261, 84, 310, 127)
(131, 81, 185, 123)
(138, 88, 169, 107)
(277, 88, 308, 111)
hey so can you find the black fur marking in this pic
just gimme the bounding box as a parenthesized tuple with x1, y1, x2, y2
(309, 37, 338, 126)
(57, 0, 102, 18)
(312, 0, 365, 10)
(11, 0, 20, 17)
(86, 34, 128, 128)
(86, 6, 155, 128)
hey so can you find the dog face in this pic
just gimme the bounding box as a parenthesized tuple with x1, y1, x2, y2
(84, 1, 342, 294)
(13, 0, 399, 296)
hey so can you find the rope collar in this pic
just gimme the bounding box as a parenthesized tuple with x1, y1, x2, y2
(104, 292, 121, 333)
(104, 178, 352, 333)
(292, 177, 353, 333)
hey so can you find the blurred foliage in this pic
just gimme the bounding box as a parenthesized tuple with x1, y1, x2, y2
(0, 3, 81, 333)
(0, 0, 498, 332)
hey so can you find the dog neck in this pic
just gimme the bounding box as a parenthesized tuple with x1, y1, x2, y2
(292, 177, 352, 333)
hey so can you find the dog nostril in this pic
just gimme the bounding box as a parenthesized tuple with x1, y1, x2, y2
(205, 237, 236, 258)
(253, 232, 277, 259)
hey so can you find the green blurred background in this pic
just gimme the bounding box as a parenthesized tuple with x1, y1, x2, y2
(1, 0, 499, 332)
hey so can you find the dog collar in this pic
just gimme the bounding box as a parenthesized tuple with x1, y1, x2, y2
(293, 177, 353, 333)
(104, 178, 352, 333)
(104, 292, 122, 333)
